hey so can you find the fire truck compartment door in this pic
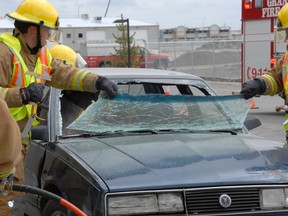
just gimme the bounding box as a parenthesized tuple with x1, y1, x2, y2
(243, 20, 271, 83)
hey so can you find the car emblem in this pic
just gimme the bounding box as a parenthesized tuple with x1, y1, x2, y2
(219, 194, 232, 208)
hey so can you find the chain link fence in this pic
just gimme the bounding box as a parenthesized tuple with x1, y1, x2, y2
(145, 40, 241, 82)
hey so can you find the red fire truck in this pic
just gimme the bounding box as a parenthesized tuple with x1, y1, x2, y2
(241, 0, 287, 84)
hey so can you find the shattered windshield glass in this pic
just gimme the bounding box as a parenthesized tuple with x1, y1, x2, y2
(66, 94, 251, 133)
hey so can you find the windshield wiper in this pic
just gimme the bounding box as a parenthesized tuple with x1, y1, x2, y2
(155, 129, 239, 135)
(61, 129, 162, 138)
(60, 129, 161, 138)
(119, 129, 159, 134)
(60, 131, 121, 139)
(128, 129, 199, 134)
(60, 129, 238, 138)
(208, 129, 238, 135)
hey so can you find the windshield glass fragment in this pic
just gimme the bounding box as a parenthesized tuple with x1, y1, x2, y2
(67, 94, 251, 133)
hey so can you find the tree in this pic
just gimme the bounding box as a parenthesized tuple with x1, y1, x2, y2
(109, 15, 143, 68)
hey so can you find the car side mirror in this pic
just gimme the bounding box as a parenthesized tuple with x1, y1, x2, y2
(244, 115, 261, 130)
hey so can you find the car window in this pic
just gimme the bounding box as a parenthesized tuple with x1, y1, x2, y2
(118, 84, 146, 95)
(138, 47, 145, 55)
(117, 83, 208, 96)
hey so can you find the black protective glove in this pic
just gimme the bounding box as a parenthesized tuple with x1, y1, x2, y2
(20, 83, 45, 105)
(240, 78, 266, 100)
(96, 76, 118, 99)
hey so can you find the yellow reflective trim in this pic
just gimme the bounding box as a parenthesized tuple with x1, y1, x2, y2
(262, 74, 277, 95)
(21, 132, 31, 145)
(72, 69, 89, 91)
(285, 65, 288, 98)
(0, 88, 9, 98)
(0, 33, 21, 52)
(0, 168, 13, 179)
(32, 118, 40, 127)
(9, 105, 31, 122)
(0, 34, 53, 128)
(0, 34, 26, 87)
(284, 114, 288, 130)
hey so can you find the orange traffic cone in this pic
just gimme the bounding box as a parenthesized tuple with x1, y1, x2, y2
(165, 86, 171, 95)
(165, 91, 171, 95)
(251, 99, 258, 109)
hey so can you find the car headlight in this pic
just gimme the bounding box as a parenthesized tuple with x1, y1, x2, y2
(107, 192, 184, 215)
(261, 188, 288, 209)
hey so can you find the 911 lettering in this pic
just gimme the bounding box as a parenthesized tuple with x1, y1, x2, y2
(246, 66, 268, 79)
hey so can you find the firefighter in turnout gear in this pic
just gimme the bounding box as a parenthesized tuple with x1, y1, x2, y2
(49, 44, 82, 67)
(0, 92, 21, 179)
(0, 92, 21, 204)
(49, 44, 98, 128)
(0, 0, 117, 214)
(240, 3, 288, 143)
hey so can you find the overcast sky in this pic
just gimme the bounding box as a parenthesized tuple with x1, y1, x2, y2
(0, 0, 241, 30)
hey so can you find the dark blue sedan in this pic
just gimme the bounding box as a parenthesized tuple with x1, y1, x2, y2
(24, 68, 288, 216)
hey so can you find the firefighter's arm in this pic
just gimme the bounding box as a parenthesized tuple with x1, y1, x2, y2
(0, 87, 22, 108)
(48, 58, 97, 92)
(48, 58, 117, 98)
(0, 93, 21, 180)
(261, 56, 284, 96)
(0, 45, 22, 107)
(241, 54, 286, 99)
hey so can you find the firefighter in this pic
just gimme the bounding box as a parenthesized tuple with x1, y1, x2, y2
(0, 93, 22, 209)
(240, 3, 288, 142)
(49, 44, 98, 128)
(49, 44, 85, 67)
(0, 0, 117, 214)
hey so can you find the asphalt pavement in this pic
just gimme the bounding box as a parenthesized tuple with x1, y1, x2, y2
(170, 60, 285, 143)
(207, 80, 286, 143)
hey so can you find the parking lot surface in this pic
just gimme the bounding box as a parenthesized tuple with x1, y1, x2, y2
(208, 80, 286, 143)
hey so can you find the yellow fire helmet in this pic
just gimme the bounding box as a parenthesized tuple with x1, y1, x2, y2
(50, 44, 87, 68)
(6, 0, 59, 29)
(277, 3, 288, 30)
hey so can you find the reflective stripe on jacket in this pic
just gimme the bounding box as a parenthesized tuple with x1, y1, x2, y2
(0, 33, 52, 144)
(282, 52, 288, 101)
(273, 52, 288, 131)
(0, 33, 52, 123)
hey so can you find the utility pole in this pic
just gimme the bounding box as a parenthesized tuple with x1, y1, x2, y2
(104, 0, 112, 17)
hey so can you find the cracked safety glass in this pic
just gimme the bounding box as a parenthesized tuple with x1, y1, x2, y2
(67, 94, 251, 133)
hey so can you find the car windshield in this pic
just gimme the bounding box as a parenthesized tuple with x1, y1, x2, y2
(65, 93, 251, 134)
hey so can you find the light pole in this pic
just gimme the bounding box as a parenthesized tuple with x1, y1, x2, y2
(113, 18, 131, 67)
(104, 0, 112, 17)
(78, 4, 84, 18)
(202, 16, 206, 40)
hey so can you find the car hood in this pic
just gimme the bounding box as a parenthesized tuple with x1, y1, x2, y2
(65, 133, 288, 191)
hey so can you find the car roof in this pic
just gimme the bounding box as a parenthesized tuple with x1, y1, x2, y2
(87, 67, 203, 80)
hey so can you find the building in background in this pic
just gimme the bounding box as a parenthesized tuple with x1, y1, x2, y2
(0, 16, 240, 58)
(161, 25, 241, 41)
(59, 14, 159, 54)
(0, 17, 13, 34)
(0, 15, 159, 55)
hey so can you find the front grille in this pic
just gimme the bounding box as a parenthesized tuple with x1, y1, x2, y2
(185, 187, 261, 215)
